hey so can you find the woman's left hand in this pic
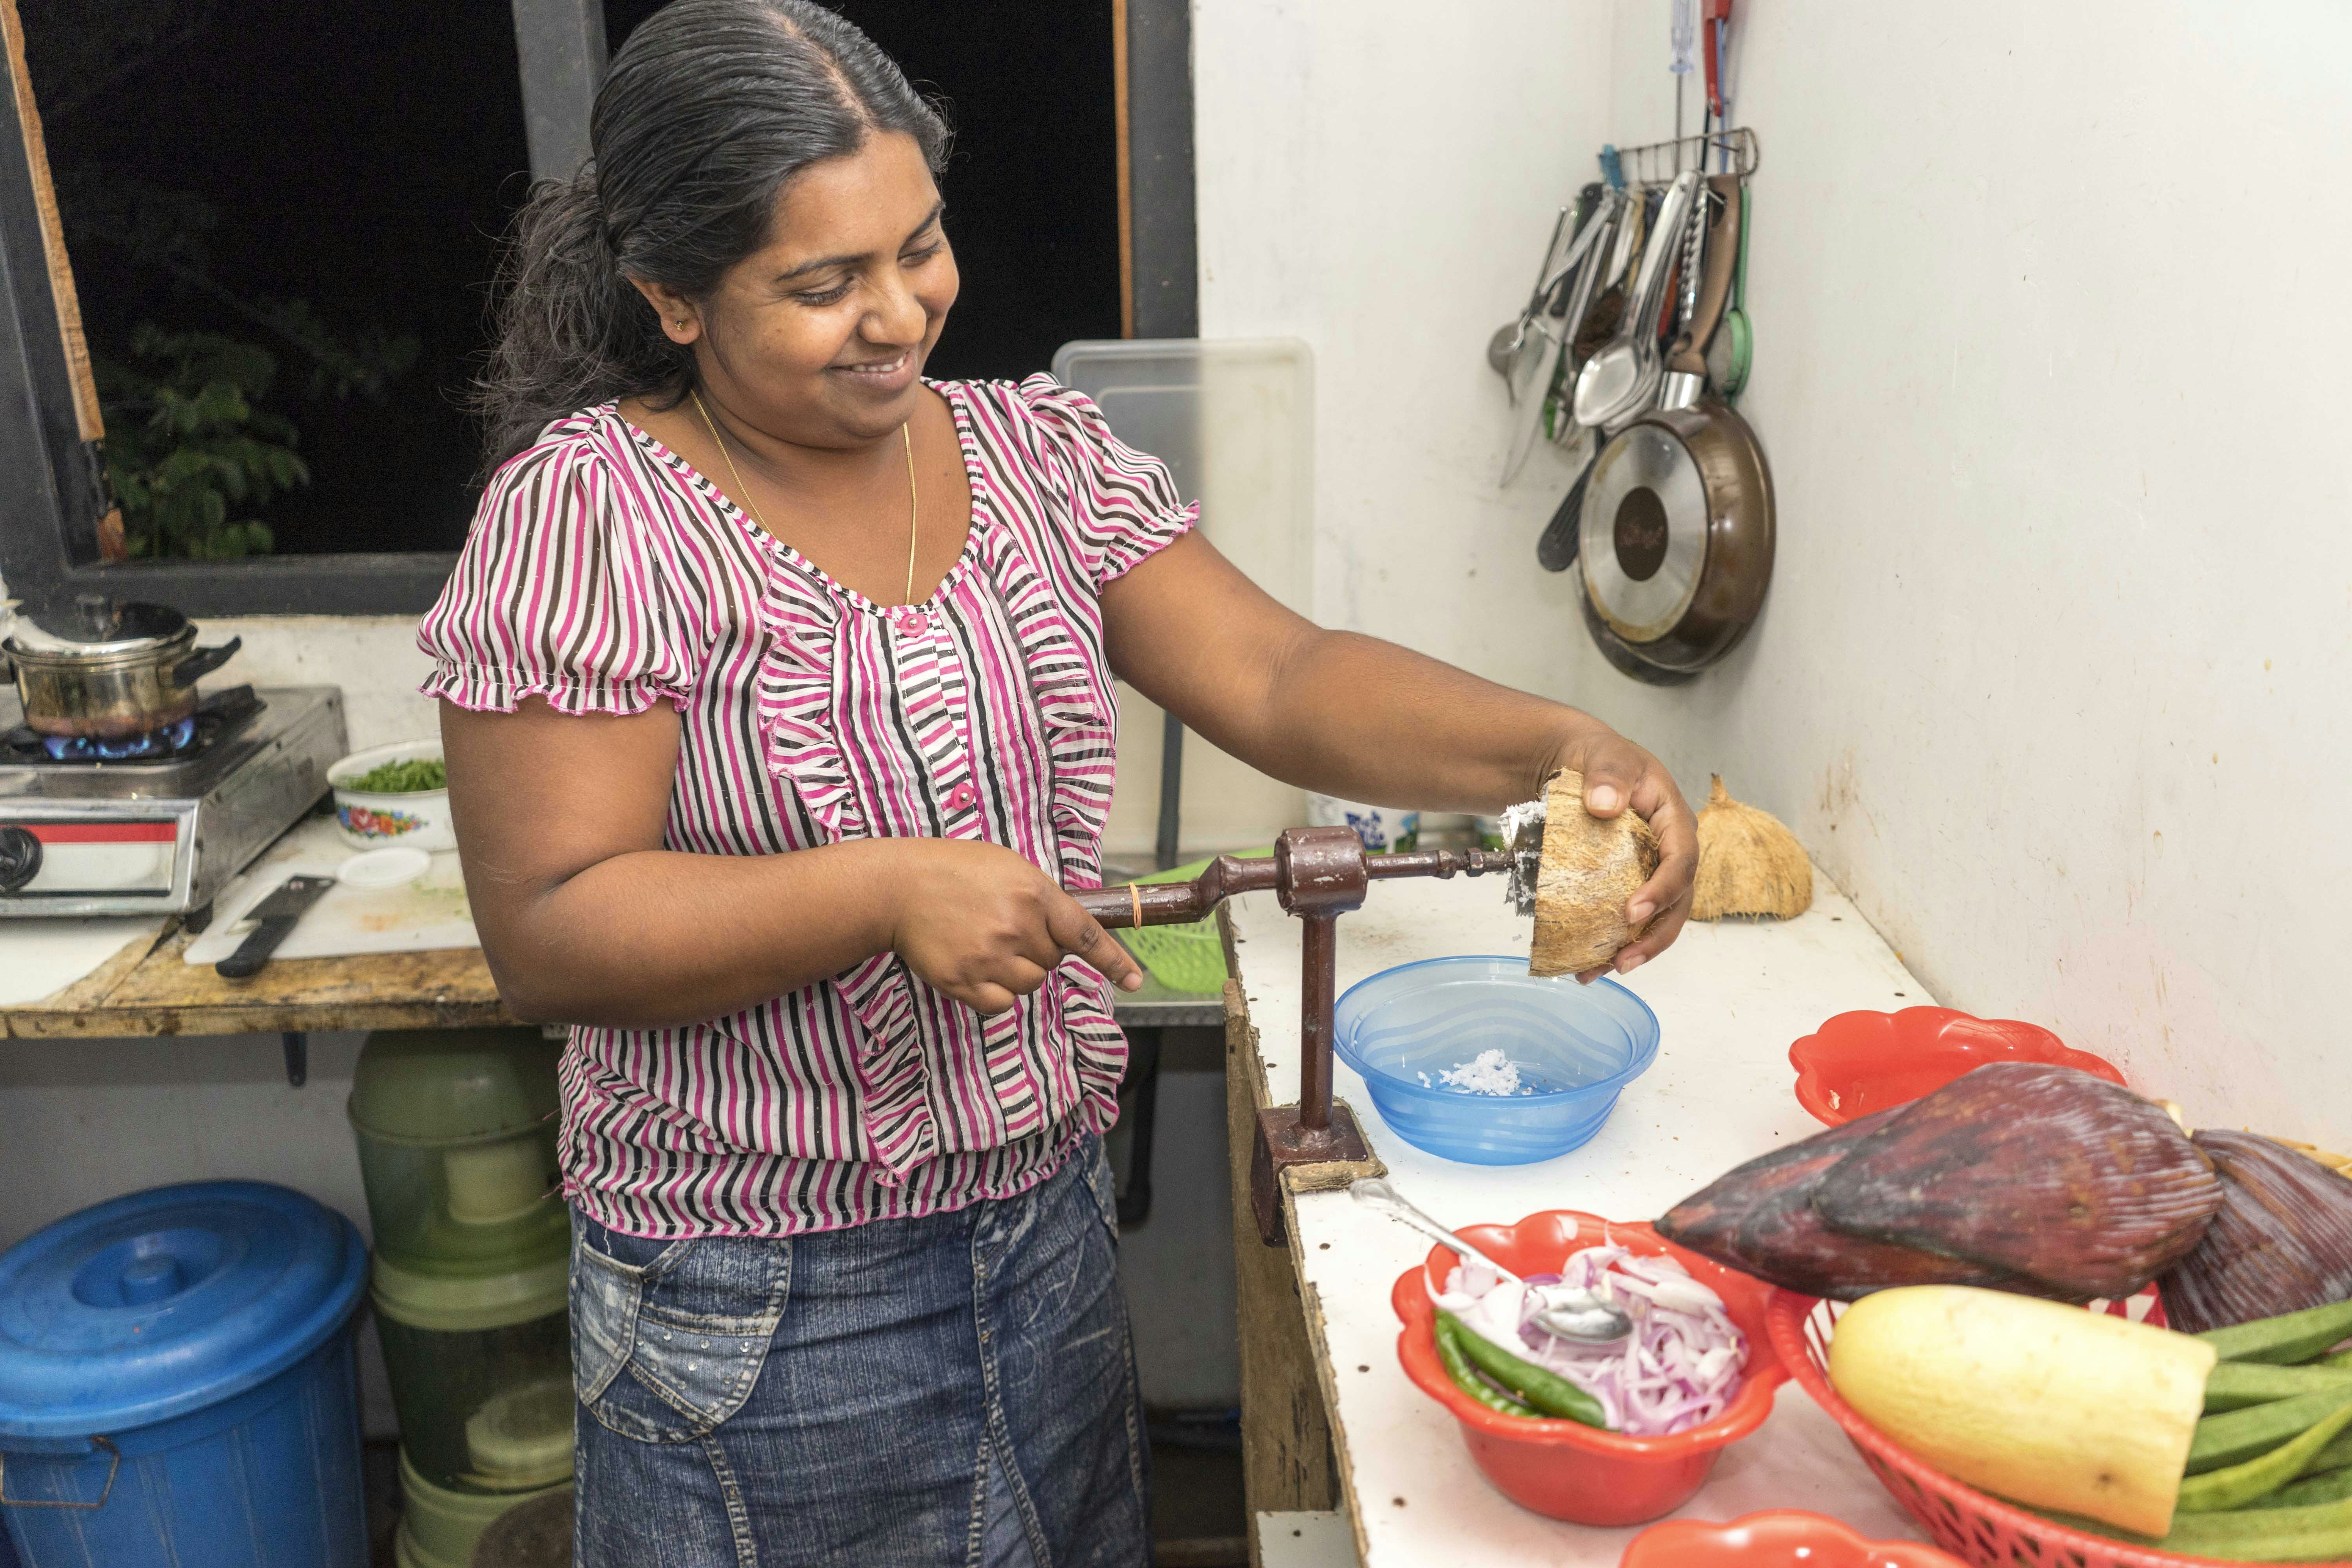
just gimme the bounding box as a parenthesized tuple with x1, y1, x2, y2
(1543, 726, 1697, 981)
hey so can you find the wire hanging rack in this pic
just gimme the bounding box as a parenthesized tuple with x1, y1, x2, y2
(1601, 126, 1758, 189)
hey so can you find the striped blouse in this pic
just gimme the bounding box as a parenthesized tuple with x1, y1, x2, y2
(417, 377, 1194, 1238)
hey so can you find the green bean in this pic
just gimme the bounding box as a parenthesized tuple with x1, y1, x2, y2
(2189, 1387, 2352, 1474)
(1433, 1315, 1536, 1418)
(2251, 1463, 2352, 1511)
(1436, 1310, 1608, 1428)
(2178, 1399, 2352, 1512)
(2199, 1299, 2352, 1367)
(2206, 1361, 2352, 1413)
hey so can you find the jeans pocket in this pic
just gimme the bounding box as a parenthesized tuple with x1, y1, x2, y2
(570, 1221, 789, 1445)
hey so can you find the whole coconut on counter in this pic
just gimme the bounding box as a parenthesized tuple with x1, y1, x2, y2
(1691, 775, 1811, 920)
(1527, 769, 1658, 977)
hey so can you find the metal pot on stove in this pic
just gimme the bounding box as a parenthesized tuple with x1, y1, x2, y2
(3, 595, 243, 740)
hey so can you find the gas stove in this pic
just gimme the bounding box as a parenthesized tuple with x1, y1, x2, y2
(0, 685, 347, 918)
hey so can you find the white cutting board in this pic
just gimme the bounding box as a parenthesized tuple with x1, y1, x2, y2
(183, 817, 479, 965)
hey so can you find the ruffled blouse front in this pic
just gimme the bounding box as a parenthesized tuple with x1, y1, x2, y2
(416, 377, 1194, 1238)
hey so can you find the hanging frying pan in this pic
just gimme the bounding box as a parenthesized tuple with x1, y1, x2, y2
(1577, 175, 1772, 679)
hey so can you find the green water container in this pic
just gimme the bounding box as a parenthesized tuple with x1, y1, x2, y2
(349, 1027, 575, 1521)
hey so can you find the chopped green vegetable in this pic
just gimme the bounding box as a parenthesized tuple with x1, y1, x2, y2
(347, 757, 446, 794)
(2178, 1398, 2352, 1512)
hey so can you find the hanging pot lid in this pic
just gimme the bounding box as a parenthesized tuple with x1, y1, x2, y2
(3, 595, 194, 659)
(0, 1181, 367, 1438)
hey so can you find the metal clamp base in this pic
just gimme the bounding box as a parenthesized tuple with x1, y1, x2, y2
(1249, 1102, 1375, 1247)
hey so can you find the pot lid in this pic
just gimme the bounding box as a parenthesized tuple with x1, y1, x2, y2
(4, 595, 192, 658)
(0, 1181, 367, 1438)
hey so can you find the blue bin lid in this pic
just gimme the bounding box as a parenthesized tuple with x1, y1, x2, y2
(0, 1181, 367, 1439)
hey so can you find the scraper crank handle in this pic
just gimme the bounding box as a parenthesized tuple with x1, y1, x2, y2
(1071, 841, 1514, 931)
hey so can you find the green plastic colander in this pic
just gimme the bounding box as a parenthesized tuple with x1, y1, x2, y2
(1112, 847, 1275, 995)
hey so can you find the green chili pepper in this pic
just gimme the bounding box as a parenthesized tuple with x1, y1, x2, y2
(1437, 1309, 1608, 1428)
(1433, 1315, 1536, 1417)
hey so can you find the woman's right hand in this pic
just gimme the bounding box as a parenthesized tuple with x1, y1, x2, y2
(887, 840, 1145, 1015)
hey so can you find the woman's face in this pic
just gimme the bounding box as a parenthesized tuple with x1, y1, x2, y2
(653, 130, 959, 448)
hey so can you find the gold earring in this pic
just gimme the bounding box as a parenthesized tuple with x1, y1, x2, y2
(675, 318, 688, 329)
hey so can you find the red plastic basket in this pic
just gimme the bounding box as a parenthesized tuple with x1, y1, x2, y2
(1764, 1292, 2351, 1568)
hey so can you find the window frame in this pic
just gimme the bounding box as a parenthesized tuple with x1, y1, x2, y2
(0, 0, 604, 615)
(1, 0, 1195, 619)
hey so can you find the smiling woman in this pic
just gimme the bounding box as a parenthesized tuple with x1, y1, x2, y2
(420, 3, 1697, 1563)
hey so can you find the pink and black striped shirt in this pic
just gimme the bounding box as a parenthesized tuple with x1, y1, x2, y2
(417, 377, 1194, 1238)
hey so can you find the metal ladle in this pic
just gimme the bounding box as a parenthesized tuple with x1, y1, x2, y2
(1350, 1178, 1633, 1343)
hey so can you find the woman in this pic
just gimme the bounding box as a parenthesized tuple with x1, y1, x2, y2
(422, 2, 1695, 1562)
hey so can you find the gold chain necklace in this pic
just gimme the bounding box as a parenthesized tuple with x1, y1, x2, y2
(690, 388, 919, 604)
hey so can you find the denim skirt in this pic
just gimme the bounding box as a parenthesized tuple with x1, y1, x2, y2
(568, 1135, 1150, 1567)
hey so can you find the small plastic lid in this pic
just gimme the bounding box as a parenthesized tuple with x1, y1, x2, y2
(464, 1376, 575, 1488)
(372, 1250, 568, 1333)
(348, 1027, 559, 1147)
(0, 1181, 367, 1438)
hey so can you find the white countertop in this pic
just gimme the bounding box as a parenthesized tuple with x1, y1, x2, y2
(1226, 871, 1935, 1564)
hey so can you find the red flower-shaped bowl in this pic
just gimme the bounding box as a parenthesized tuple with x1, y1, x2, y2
(1391, 1209, 1789, 1527)
(1789, 1006, 2125, 1127)
(1621, 1509, 1968, 1567)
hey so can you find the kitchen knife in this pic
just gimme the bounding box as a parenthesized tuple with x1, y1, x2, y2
(214, 875, 336, 978)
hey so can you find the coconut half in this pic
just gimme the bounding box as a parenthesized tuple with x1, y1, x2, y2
(1691, 775, 1812, 920)
(1528, 769, 1659, 977)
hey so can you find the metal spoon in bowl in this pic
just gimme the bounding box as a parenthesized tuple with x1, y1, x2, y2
(1349, 1178, 1632, 1343)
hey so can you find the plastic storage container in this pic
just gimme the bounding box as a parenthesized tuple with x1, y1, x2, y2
(1390, 1209, 1787, 1526)
(1334, 955, 1660, 1164)
(394, 1451, 572, 1568)
(0, 1181, 370, 1567)
(348, 1028, 574, 1563)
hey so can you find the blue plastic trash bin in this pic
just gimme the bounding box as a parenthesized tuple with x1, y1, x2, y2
(0, 1181, 370, 1568)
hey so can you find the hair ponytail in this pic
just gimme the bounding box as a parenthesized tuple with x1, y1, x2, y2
(471, 0, 950, 472)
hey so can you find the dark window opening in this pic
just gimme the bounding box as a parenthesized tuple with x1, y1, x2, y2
(17, 0, 533, 560)
(605, 0, 1124, 384)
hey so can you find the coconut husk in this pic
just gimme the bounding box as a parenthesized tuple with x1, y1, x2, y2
(1691, 775, 1812, 920)
(1528, 769, 1658, 977)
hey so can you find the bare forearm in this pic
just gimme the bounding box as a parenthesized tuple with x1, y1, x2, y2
(472, 840, 900, 1029)
(1205, 628, 1602, 813)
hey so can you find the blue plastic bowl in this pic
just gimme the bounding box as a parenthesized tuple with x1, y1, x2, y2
(1333, 955, 1660, 1165)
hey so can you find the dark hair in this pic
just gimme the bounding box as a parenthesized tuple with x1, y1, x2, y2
(472, 0, 950, 470)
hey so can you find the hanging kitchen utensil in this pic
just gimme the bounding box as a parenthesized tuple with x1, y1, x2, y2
(1577, 174, 1772, 680)
(1501, 193, 1619, 486)
(1491, 186, 1603, 393)
(1572, 172, 1701, 434)
(1705, 183, 1753, 398)
(1664, 175, 1740, 410)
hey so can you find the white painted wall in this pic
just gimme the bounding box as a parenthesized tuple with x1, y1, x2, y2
(1191, 0, 2352, 1139)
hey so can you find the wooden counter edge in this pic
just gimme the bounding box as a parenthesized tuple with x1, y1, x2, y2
(3, 928, 519, 1039)
(1220, 906, 1356, 1568)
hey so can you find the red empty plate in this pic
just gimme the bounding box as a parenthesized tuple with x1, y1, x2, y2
(1621, 1508, 1966, 1567)
(1788, 1006, 2125, 1127)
